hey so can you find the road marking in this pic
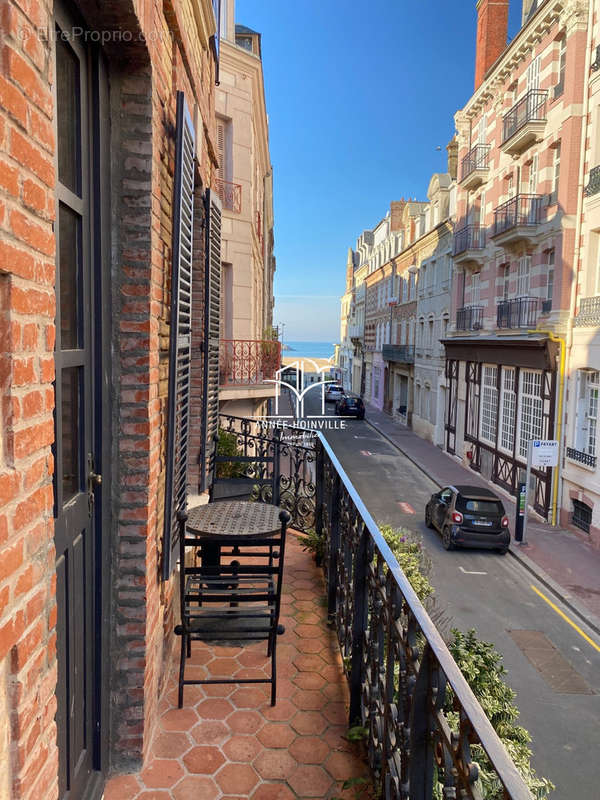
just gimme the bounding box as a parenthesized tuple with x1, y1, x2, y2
(459, 566, 488, 575)
(397, 502, 415, 514)
(530, 584, 600, 653)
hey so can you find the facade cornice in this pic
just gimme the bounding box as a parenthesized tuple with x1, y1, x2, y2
(461, 0, 588, 120)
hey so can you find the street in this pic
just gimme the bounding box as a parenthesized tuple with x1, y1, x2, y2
(297, 392, 600, 798)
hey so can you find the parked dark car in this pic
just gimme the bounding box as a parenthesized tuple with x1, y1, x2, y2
(335, 395, 365, 419)
(425, 485, 510, 553)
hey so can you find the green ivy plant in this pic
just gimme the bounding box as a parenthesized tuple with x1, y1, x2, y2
(215, 428, 246, 479)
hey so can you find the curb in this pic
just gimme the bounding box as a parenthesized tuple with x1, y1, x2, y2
(365, 415, 600, 640)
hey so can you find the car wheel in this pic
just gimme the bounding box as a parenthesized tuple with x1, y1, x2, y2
(497, 547, 508, 555)
(442, 526, 454, 551)
(425, 506, 434, 529)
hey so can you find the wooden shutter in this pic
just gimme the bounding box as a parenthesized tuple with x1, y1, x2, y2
(200, 189, 222, 491)
(163, 91, 195, 579)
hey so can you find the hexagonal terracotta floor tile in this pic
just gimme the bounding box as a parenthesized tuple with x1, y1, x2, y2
(321, 725, 355, 753)
(291, 689, 326, 711)
(205, 657, 239, 677)
(261, 699, 296, 722)
(137, 791, 173, 799)
(183, 745, 225, 774)
(196, 698, 234, 720)
(190, 719, 229, 745)
(325, 750, 370, 781)
(251, 784, 297, 800)
(293, 654, 327, 673)
(291, 711, 327, 736)
(253, 749, 297, 780)
(103, 775, 141, 800)
(172, 775, 219, 800)
(222, 734, 262, 762)
(215, 763, 259, 795)
(288, 764, 333, 797)
(198, 683, 234, 698)
(160, 708, 198, 732)
(296, 638, 324, 654)
(289, 735, 331, 764)
(228, 710, 264, 734)
(256, 722, 296, 749)
(292, 672, 326, 691)
(238, 649, 270, 668)
(140, 758, 184, 789)
(322, 682, 347, 702)
(151, 732, 191, 759)
(231, 687, 268, 709)
(322, 702, 347, 725)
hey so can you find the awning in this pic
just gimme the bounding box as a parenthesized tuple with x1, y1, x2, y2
(441, 334, 559, 371)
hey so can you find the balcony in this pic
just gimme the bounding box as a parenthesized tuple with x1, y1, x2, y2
(497, 297, 539, 329)
(382, 344, 415, 364)
(219, 339, 281, 399)
(215, 178, 242, 213)
(501, 89, 548, 155)
(492, 194, 542, 248)
(456, 305, 484, 331)
(566, 447, 597, 469)
(348, 323, 363, 341)
(574, 295, 600, 327)
(452, 224, 486, 268)
(584, 165, 600, 198)
(460, 144, 490, 191)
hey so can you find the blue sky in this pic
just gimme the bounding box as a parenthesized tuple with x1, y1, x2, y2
(237, 0, 522, 342)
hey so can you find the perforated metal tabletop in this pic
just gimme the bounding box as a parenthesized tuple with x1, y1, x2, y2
(186, 501, 285, 539)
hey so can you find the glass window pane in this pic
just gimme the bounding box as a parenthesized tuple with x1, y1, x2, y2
(56, 32, 80, 194)
(62, 367, 80, 502)
(59, 203, 80, 349)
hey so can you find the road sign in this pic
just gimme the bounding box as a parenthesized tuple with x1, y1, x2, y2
(530, 440, 559, 468)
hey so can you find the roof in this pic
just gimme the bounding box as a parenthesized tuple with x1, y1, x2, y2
(235, 24, 259, 35)
(449, 485, 500, 499)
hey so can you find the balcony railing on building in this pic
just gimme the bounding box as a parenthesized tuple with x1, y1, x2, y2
(497, 297, 538, 329)
(584, 165, 600, 198)
(566, 447, 597, 469)
(215, 178, 242, 213)
(501, 89, 548, 155)
(212, 413, 534, 799)
(492, 194, 542, 244)
(382, 344, 415, 364)
(459, 144, 490, 190)
(456, 305, 483, 331)
(453, 224, 485, 256)
(574, 295, 600, 327)
(219, 339, 281, 386)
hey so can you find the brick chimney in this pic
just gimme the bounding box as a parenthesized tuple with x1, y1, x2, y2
(390, 200, 406, 231)
(446, 136, 458, 181)
(474, 0, 509, 90)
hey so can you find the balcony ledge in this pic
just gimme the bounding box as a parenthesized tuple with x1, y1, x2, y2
(490, 224, 541, 250)
(460, 167, 489, 192)
(219, 383, 278, 401)
(501, 119, 546, 156)
(453, 249, 487, 269)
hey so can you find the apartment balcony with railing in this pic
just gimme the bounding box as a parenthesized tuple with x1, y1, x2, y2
(459, 144, 490, 191)
(215, 177, 242, 213)
(584, 165, 600, 198)
(566, 447, 597, 469)
(497, 297, 538, 329)
(574, 296, 600, 327)
(452, 224, 486, 268)
(382, 344, 415, 364)
(456, 305, 484, 331)
(219, 339, 281, 398)
(492, 194, 542, 248)
(501, 89, 548, 155)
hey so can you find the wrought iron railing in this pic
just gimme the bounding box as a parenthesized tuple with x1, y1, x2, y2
(219, 339, 281, 386)
(574, 295, 600, 327)
(493, 194, 542, 237)
(381, 344, 415, 364)
(456, 305, 484, 331)
(497, 297, 538, 329)
(453, 224, 485, 256)
(313, 435, 534, 798)
(215, 178, 242, 213)
(566, 447, 597, 468)
(460, 144, 490, 182)
(502, 89, 548, 143)
(584, 165, 600, 197)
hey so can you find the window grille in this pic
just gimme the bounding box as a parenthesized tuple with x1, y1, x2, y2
(572, 500, 592, 533)
(499, 367, 516, 453)
(480, 365, 498, 445)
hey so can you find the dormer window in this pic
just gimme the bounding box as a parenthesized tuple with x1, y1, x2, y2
(236, 35, 253, 51)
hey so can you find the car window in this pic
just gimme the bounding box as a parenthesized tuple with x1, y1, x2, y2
(456, 497, 503, 514)
(440, 489, 453, 503)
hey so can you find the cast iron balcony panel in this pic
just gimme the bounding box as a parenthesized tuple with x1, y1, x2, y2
(460, 144, 490, 190)
(584, 165, 600, 198)
(456, 305, 483, 331)
(453, 225, 485, 268)
(219, 339, 281, 386)
(574, 295, 600, 327)
(566, 447, 597, 469)
(214, 412, 536, 798)
(492, 194, 542, 247)
(497, 297, 538, 329)
(215, 178, 242, 213)
(501, 89, 548, 155)
(382, 344, 415, 364)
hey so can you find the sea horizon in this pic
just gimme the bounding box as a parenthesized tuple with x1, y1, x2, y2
(282, 340, 336, 360)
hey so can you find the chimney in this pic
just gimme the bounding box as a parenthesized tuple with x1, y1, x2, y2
(390, 201, 406, 232)
(446, 136, 458, 181)
(474, 0, 509, 90)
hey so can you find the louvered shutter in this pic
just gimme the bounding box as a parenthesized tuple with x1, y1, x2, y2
(163, 91, 195, 579)
(216, 121, 225, 181)
(200, 189, 222, 491)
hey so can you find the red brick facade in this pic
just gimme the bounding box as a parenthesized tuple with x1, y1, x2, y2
(0, 0, 219, 797)
(474, 0, 509, 89)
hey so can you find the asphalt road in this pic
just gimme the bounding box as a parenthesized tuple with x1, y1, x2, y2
(297, 393, 600, 799)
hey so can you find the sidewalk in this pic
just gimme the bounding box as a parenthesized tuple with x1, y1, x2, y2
(364, 402, 600, 632)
